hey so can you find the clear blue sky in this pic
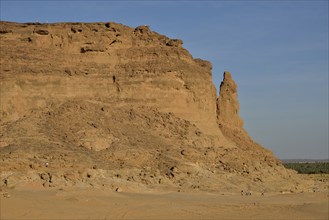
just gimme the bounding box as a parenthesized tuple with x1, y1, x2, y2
(1, 0, 328, 159)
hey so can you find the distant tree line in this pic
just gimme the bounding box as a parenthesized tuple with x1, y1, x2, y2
(283, 162, 329, 174)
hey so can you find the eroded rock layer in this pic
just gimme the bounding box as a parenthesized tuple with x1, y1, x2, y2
(0, 21, 315, 193)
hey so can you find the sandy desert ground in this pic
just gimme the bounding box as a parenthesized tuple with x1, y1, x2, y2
(1, 187, 328, 220)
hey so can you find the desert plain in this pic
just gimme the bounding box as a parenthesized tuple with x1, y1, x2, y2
(1, 186, 328, 219)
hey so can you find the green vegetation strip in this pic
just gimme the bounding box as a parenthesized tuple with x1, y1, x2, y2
(283, 162, 329, 174)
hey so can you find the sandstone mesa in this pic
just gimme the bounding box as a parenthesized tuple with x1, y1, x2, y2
(0, 21, 317, 193)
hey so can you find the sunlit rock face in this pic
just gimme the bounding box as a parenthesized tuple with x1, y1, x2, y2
(0, 21, 313, 193)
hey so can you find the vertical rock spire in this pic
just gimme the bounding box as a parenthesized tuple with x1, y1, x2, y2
(216, 71, 279, 166)
(217, 71, 243, 128)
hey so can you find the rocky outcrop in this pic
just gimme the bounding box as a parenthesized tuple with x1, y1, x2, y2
(0, 21, 315, 193)
(216, 71, 281, 170)
(217, 71, 243, 128)
(0, 21, 223, 142)
(217, 71, 280, 167)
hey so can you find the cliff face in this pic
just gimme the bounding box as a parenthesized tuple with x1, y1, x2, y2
(0, 21, 313, 193)
(0, 21, 225, 144)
